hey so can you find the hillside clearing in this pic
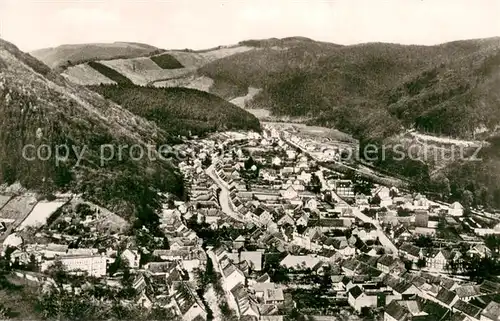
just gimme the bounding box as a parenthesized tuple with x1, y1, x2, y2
(62, 63, 116, 85)
(408, 131, 488, 148)
(152, 75, 214, 92)
(87, 61, 133, 85)
(198, 45, 254, 61)
(164, 51, 209, 68)
(0, 194, 38, 224)
(0, 195, 11, 209)
(229, 87, 262, 108)
(246, 108, 272, 119)
(18, 199, 68, 230)
(99, 58, 194, 85)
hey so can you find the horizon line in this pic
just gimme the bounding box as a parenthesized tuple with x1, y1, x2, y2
(23, 35, 500, 53)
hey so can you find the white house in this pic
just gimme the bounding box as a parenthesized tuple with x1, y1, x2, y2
(222, 264, 246, 292)
(296, 214, 309, 227)
(280, 254, 322, 271)
(426, 249, 451, 272)
(172, 282, 207, 321)
(348, 286, 378, 312)
(281, 186, 299, 200)
(137, 292, 153, 309)
(121, 249, 141, 268)
(376, 186, 393, 207)
(413, 194, 429, 209)
(304, 198, 318, 211)
(468, 244, 492, 258)
(286, 150, 297, 160)
(332, 239, 356, 258)
(448, 202, 464, 217)
(272, 156, 282, 167)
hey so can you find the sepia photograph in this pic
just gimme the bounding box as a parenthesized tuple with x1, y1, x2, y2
(0, 0, 500, 320)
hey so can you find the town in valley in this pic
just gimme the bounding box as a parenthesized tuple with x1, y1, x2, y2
(1, 122, 500, 321)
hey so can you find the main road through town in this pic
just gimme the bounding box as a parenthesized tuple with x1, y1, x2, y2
(329, 189, 399, 254)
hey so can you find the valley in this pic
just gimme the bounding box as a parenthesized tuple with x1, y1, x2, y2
(23, 35, 500, 212)
(1, 31, 500, 321)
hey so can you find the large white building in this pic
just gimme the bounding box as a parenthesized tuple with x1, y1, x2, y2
(41, 255, 107, 277)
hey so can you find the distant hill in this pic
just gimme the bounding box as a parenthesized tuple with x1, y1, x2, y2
(198, 36, 500, 210)
(199, 37, 500, 140)
(36, 37, 500, 140)
(30, 42, 164, 70)
(0, 38, 183, 220)
(30, 36, 500, 210)
(199, 38, 342, 100)
(49, 44, 255, 89)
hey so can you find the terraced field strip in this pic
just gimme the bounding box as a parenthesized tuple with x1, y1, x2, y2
(18, 198, 71, 230)
(0, 194, 38, 241)
(0, 195, 12, 212)
(87, 61, 133, 85)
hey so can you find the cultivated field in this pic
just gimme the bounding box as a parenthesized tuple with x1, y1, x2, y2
(60, 45, 255, 86)
(31, 42, 161, 69)
(63, 63, 117, 85)
(0, 195, 11, 210)
(0, 194, 38, 225)
(153, 75, 214, 92)
(18, 199, 68, 230)
(198, 45, 254, 62)
(99, 58, 195, 85)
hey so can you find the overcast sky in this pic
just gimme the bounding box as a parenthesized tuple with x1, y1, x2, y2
(0, 0, 499, 52)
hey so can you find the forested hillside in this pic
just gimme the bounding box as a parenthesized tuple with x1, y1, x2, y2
(0, 38, 184, 222)
(91, 85, 261, 137)
(200, 37, 500, 140)
(200, 37, 500, 209)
